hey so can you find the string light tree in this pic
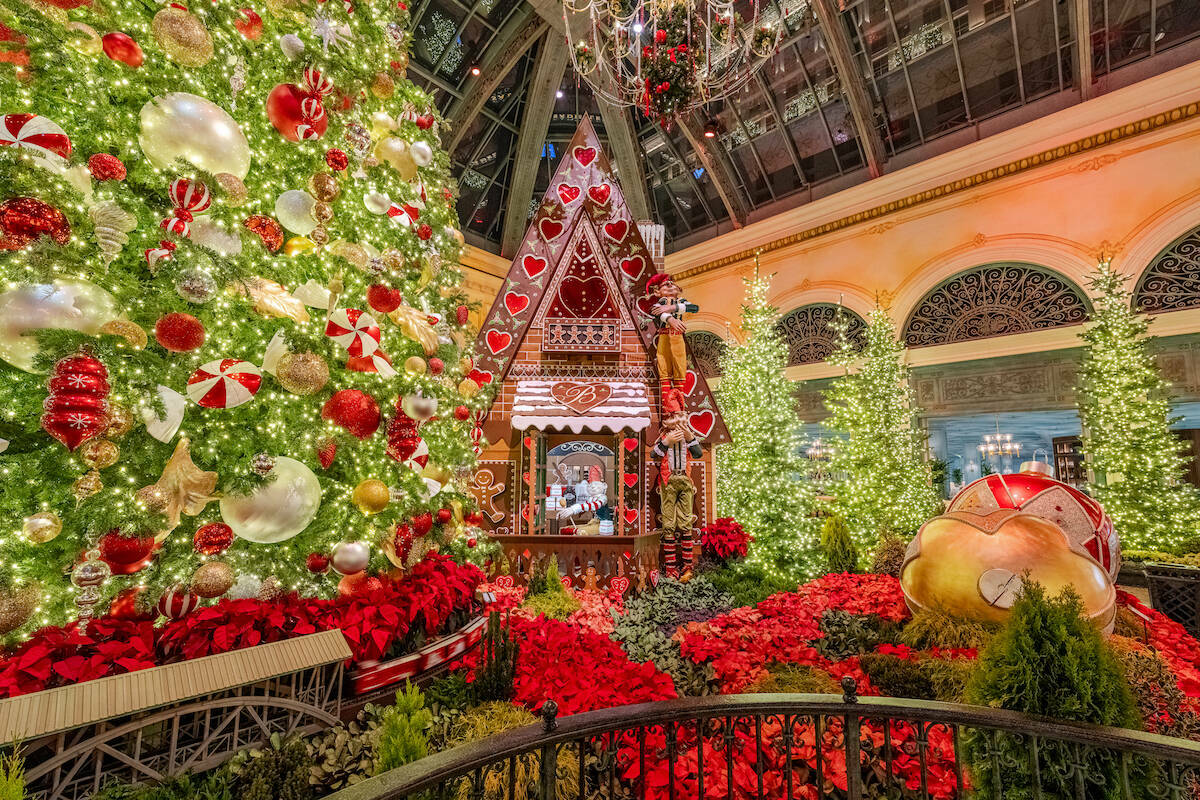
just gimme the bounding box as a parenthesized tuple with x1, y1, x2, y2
(0, 0, 487, 639)
(714, 266, 819, 584)
(1076, 258, 1200, 552)
(823, 306, 941, 552)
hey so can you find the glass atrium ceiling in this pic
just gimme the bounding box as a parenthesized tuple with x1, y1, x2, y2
(403, 0, 1200, 254)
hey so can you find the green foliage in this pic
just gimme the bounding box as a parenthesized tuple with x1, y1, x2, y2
(901, 607, 999, 651)
(745, 664, 841, 694)
(815, 610, 882, 660)
(715, 274, 819, 584)
(701, 561, 796, 608)
(1121, 549, 1200, 566)
(303, 704, 386, 793)
(964, 582, 1139, 799)
(521, 556, 580, 620)
(858, 653, 933, 699)
(870, 530, 908, 577)
(232, 734, 312, 800)
(823, 308, 941, 548)
(377, 683, 431, 773)
(1078, 262, 1200, 550)
(473, 612, 518, 703)
(94, 773, 232, 800)
(0, 753, 23, 800)
(447, 703, 580, 800)
(819, 515, 858, 574)
(425, 672, 471, 750)
(919, 657, 976, 703)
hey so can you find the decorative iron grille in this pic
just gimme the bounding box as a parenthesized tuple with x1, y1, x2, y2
(1135, 226, 1200, 313)
(685, 331, 728, 377)
(775, 304, 868, 365)
(903, 263, 1090, 348)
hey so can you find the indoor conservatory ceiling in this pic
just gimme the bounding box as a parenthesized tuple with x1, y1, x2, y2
(404, 0, 1200, 255)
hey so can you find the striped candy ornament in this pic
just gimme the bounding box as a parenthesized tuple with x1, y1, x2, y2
(144, 239, 177, 270)
(186, 358, 263, 408)
(0, 113, 72, 162)
(387, 202, 420, 226)
(325, 308, 380, 358)
(157, 584, 200, 619)
(160, 178, 211, 237)
(296, 66, 334, 140)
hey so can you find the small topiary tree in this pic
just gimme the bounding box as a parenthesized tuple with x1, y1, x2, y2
(820, 515, 858, 574)
(870, 529, 908, 576)
(0, 752, 22, 800)
(377, 682, 432, 773)
(473, 612, 519, 702)
(964, 581, 1139, 799)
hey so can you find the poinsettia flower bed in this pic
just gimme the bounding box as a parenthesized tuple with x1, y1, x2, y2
(1117, 590, 1200, 698)
(0, 553, 482, 698)
(699, 517, 752, 561)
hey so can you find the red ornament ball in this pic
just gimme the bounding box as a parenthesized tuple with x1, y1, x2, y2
(108, 586, 151, 620)
(467, 537, 477, 549)
(102, 32, 143, 68)
(87, 153, 126, 181)
(244, 214, 284, 252)
(338, 572, 382, 596)
(306, 552, 330, 573)
(428, 357, 444, 375)
(455, 305, 470, 326)
(436, 508, 452, 524)
(99, 528, 156, 574)
(416, 223, 433, 241)
(157, 585, 200, 619)
(154, 312, 206, 353)
(412, 511, 433, 536)
(465, 511, 484, 526)
(0, 196, 70, 250)
(416, 114, 435, 130)
(367, 283, 403, 313)
(322, 389, 380, 439)
(325, 148, 349, 171)
(655, 29, 667, 43)
(235, 8, 263, 39)
(193, 522, 234, 556)
(454, 405, 470, 421)
(267, 82, 327, 142)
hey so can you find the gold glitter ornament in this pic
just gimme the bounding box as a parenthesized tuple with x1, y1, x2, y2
(100, 319, 148, 350)
(215, 173, 249, 206)
(73, 470, 103, 501)
(458, 378, 481, 399)
(258, 576, 283, 601)
(352, 479, 391, 515)
(80, 439, 119, 469)
(312, 202, 334, 223)
(0, 583, 40, 635)
(284, 236, 316, 256)
(329, 240, 368, 269)
(404, 356, 427, 375)
(276, 352, 329, 395)
(371, 72, 395, 99)
(310, 227, 329, 246)
(191, 561, 235, 598)
(105, 403, 135, 438)
(152, 7, 215, 67)
(22, 511, 62, 544)
(310, 172, 340, 201)
(135, 484, 169, 513)
(66, 21, 103, 55)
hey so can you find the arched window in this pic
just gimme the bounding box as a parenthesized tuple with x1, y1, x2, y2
(685, 331, 727, 378)
(1134, 225, 1200, 313)
(902, 263, 1090, 348)
(775, 304, 867, 366)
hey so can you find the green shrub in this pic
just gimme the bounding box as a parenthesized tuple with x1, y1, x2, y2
(521, 591, 581, 620)
(448, 703, 579, 800)
(0, 752, 22, 800)
(964, 582, 1139, 799)
(870, 531, 908, 577)
(919, 657, 975, 703)
(815, 610, 880, 660)
(94, 773, 232, 800)
(1121, 549, 1200, 567)
(859, 653, 934, 699)
(304, 704, 385, 792)
(746, 664, 841, 694)
(820, 515, 858, 574)
(425, 673, 471, 751)
(230, 734, 312, 800)
(377, 683, 432, 773)
(901, 607, 999, 651)
(473, 612, 518, 703)
(702, 562, 796, 608)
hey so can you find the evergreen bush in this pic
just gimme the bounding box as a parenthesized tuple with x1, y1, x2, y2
(702, 562, 796, 608)
(870, 530, 908, 577)
(0, 752, 22, 800)
(820, 516, 858, 574)
(745, 664, 841, 694)
(815, 610, 880, 660)
(376, 683, 432, 773)
(901, 607, 999, 651)
(858, 653, 934, 699)
(231, 734, 312, 800)
(473, 612, 518, 703)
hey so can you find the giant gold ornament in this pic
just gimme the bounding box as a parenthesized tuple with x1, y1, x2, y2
(80, 438, 119, 469)
(191, 562, 235, 598)
(284, 236, 316, 256)
(220, 456, 321, 543)
(139, 438, 218, 530)
(106, 403, 135, 438)
(0, 583, 40, 635)
(22, 511, 62, 544)
(276, 351, 329, 395)
(900, 509, 1116, 631)
(375, 137, 417, 180)
(139, 93, 251, 179)
(458, 378, 480, 399)
(352, 479, 391, 515)
(99, 319, 148, 350)
(404, 356, 426, 375)
(152, 7, 214, 67)
(0, 280, 118, 372)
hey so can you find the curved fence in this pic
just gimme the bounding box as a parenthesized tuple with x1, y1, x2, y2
(327, 678, 1200, 800)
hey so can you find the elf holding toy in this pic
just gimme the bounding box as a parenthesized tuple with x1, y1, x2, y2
(653, 389, 703, 576)
(644, 272, 698, 392)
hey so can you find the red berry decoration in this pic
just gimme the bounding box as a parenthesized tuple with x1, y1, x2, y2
(87, 153, 126, 181)
(322, 389, 380, 439)
(455, 305, 470, 326)
(454, 405, 470, 421)
(0, 196, 70, 250)
(41, 352, 109, 451)
(325, 148, 349, 171)
(244, 214, 284, 252)
(317, 437, 337, 469)
(102, 32, 143, 68)
(98, 528, 156, 574)
(157, 585, 199, 619)
(436, 507, 453, 524)
(235, 8, 263, 39)
(428, 357, 444, 375)
(194, 522, 234, 556)
(155, 312, 206, 353)
(367, 283, 403, 313)
(416, 223, 432, 241)
(412, 511, 433, 536)
(306, 552, 330, 573)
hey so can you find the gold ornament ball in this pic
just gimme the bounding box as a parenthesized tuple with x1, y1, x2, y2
(446, 226, 465, 248)
(80, 439, 120, 470)
(284, 236, 316, 256)
(352, 479, 391, 515)
(106, 403, 135, 438)
(215, 173, 249, 206)
(258, 576, 283, 601)
(310, 172, 340, 202)
(310, 226, 330, 246)
(312, 202, 334, 224)
(404, 356, 427, 375)
(73, 470, 103, 501)
(0, 584, 40, 635)
(100, 319, 148, 350)
(330, 240, 368, 269)
(460, 356, 473, 373)
(382, 249, 405, 271)
(191, 561, 235, 598)
(371, 72, 395, 99)
(22, 511, 62, 544)
(66, 21, 103, 55)
(458, 378, 480, 399)
(152, 7, 215, 67)
(276, 351, 329, 395)
(136, 484, 169, 513)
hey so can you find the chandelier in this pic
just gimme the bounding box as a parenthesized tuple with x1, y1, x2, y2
(978, 419, 1020, 460)
(563, 0, 782, 122)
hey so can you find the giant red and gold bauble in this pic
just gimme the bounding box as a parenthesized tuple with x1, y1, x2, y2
(949, 460, 1120, 580)
(41, 352, 109, 450)
(900, 509, 1116, 631)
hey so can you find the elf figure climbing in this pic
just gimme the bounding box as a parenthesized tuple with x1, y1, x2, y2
(653, 388, 704, 577)
(645, 272, 699, 394)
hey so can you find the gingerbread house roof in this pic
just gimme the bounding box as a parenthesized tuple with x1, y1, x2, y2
(472, 116, 728, 443)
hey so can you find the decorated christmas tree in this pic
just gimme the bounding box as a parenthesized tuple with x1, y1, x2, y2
(823, 307, 940, 549)
(0, 0, 487, 637)
(1077, 260, 1200, 551)
(714, 272, 818, 581)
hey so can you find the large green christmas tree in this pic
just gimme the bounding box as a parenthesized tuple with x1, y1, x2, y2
(1077, 260, 1200, 551)
(823, 307, 940, 549)
(714, 273, 818, 582)
(0, 0, 484, 636)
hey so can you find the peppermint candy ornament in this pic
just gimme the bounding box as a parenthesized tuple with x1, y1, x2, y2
(160, 178, 211, 237)
(187, 358, 262, 408)
(0, 114, 72, 163)
(325, 308, 380, 358)
(156, 584, 200, 619)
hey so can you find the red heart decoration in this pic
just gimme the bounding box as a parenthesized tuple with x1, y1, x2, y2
(485, 329, 511, 355)
(623, 473, 638, 488)
(523, 471, 532, 485)
(689, 410, 715, 437)
(560, 576, 573, 589)
(524, 436, 534, 449)
(682, 370, 697, 396)
(550, 381, 613, 414)
(521, 504, 533, 521)
(522, 254, 548, 277)
(495, 575, 515, 587)
(624, 508, 638, 524)
(504, 291, 530, 316)
(468, 368, 493, 386)
(649, 569, 659, 587)
(557, 184, 581, 204)
(539, 218, 564, 241)
(620, 255, 645, 279)
(610, 576, 630, 594)
(573, 146, 597, 166)
(623, 437, 638, 452)
(588, 184, 611, 205)
(558, 275, 610, 318)
(604, 219, 628, 242)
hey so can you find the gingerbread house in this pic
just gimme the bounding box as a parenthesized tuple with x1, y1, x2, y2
(468, 117, 728, 593)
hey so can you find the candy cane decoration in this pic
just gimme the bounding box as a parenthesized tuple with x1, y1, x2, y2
(144, 239, 177, 271)
(160, 178, 211, 238)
